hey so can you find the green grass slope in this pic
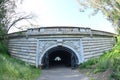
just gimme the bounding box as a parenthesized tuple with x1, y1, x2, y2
(0, 43, 41, 80)
(80, 36, 120, 79)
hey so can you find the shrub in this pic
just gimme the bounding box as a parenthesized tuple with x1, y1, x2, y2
(80, 36, 120, 79)
(80, 58, 98, 69)
(0, 53, 41, 80)
(0, 42, 7, 53)
(110, 58, 120, 80)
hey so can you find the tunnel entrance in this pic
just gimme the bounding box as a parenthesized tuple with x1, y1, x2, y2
(41, 46, 78, 69)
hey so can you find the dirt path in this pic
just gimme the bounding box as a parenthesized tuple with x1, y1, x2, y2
(37, 67, 89, 80)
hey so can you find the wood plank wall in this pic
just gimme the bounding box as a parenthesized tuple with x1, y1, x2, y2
(82, 37, 115, 61)
(8, 38, 37, 65)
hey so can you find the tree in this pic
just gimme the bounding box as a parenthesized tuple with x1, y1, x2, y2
(0, 0, 34, 40)
(77, 0, 120, 34)
(5, 13, 33, 33)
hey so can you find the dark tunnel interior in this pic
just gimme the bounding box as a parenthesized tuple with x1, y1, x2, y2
(42, 46, 78, 69)
(48, 50, 71, 68)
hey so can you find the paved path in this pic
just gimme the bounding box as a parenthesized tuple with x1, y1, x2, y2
(37, 67, 89, 80)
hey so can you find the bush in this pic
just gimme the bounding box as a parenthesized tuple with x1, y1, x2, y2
(110, 58, 120, 80)
(0, 53, 41, 80)
(80, 36, 120, 79)
(80, 58, 98, 69)
(0, 42, 7, 53)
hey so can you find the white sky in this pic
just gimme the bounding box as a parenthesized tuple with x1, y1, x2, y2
(9, 0, 116, 33)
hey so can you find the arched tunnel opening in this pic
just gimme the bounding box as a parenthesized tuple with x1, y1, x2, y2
(41, 46, 78, 69)
(49, 50, 71, 67)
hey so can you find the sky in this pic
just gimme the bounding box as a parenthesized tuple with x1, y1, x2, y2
(9, 0, 116, 33)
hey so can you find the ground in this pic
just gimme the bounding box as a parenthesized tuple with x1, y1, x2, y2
(37, 66, 89, 80)
(37, 66, 112, 80)
(79, 68, 112, 80)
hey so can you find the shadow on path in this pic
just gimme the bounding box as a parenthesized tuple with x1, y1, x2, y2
(37, 66, 89, 80)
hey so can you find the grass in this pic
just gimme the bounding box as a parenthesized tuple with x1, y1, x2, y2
(80, 36, 120, 79)
(0, 42, 41, 80)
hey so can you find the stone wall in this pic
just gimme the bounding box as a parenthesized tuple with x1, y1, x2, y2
(82, 37, 115, 61)
(8, 38, 37, 65)
(8, 27, 116, 66)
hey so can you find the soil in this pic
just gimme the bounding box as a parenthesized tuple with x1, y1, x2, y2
(79, 68, 112, 80)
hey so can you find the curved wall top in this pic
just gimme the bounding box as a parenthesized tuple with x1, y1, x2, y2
(8, 27, 116, 38)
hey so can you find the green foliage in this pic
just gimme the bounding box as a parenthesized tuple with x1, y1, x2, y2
(80, 36, 120, 79)
(110, 58, 120, 80)
(0, 42, 7, 53)
(0, 53, 41, 80)
(78, 0, 120, 34)
(94, 52, 110, 72)
(80, 58, 98, 69)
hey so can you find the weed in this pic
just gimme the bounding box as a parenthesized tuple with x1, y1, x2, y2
(0, 53, 41, 80)
(80, 58, 98, 69)
(90, 78, 96, 80)
(80, 36, 120, 79)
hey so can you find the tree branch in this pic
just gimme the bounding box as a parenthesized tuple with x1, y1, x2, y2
(7, 15, 32, 33)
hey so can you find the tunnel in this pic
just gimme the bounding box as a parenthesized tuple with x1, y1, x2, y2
(41, 46, 78, 69)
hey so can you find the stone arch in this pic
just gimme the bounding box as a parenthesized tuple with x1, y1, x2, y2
(39, 44, 80, 69)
